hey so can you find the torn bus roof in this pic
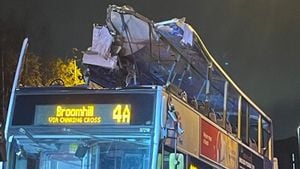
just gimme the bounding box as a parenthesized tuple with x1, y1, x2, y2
(82, 5, 225, 103)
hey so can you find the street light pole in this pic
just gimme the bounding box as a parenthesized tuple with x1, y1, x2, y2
(297, 126, 300, 165)
(1, 52, 4, 119)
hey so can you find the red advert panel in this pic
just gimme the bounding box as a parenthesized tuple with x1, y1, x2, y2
(200, 119, 219, 161)
(200, 119, 238, 169)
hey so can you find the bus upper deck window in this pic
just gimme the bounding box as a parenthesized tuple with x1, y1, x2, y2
(262, 118, 271, 159)
(249, 106, 259, 152)
(209, 66, 226, 129)
(226, 85, 239, 137)
(241, 98, 249, 145)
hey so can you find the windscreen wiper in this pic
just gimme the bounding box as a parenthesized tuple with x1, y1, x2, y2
(62, 127, 150, 146)
(18, 127, 56, 150)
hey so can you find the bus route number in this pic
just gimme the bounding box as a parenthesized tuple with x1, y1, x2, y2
(112, 104, 131, 124)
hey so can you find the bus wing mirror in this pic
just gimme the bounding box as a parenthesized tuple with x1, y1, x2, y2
(75, 144, 89, 159)
(169, 153, 184, 169)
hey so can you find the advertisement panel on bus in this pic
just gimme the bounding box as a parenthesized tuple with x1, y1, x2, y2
(200, 119, 238, 169)
(165, 97, 200, 156)
(176, 108, 200, 156)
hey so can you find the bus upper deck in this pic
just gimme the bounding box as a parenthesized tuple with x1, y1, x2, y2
(81, 5, 274, 168)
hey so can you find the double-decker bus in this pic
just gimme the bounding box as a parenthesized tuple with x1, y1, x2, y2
(3, 5, 276, 169)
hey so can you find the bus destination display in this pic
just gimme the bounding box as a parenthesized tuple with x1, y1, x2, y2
(34, 104, 131, 125)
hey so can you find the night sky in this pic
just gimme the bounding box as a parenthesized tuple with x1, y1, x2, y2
(1, 0, 300, 139)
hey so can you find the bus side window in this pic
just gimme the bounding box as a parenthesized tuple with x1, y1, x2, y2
(241, 98, 249, 145)
(210, 67, 226, 129)
(226, 85, 239, 137)
(249, 106, 259, 152)
(261, 118, 271, 159)
(188, 156, 214, 169)
(189, 157, 200, 169)
(163, 148, 171, 169)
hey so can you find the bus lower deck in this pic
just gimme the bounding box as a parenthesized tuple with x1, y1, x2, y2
(5, 85, 274, 169)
